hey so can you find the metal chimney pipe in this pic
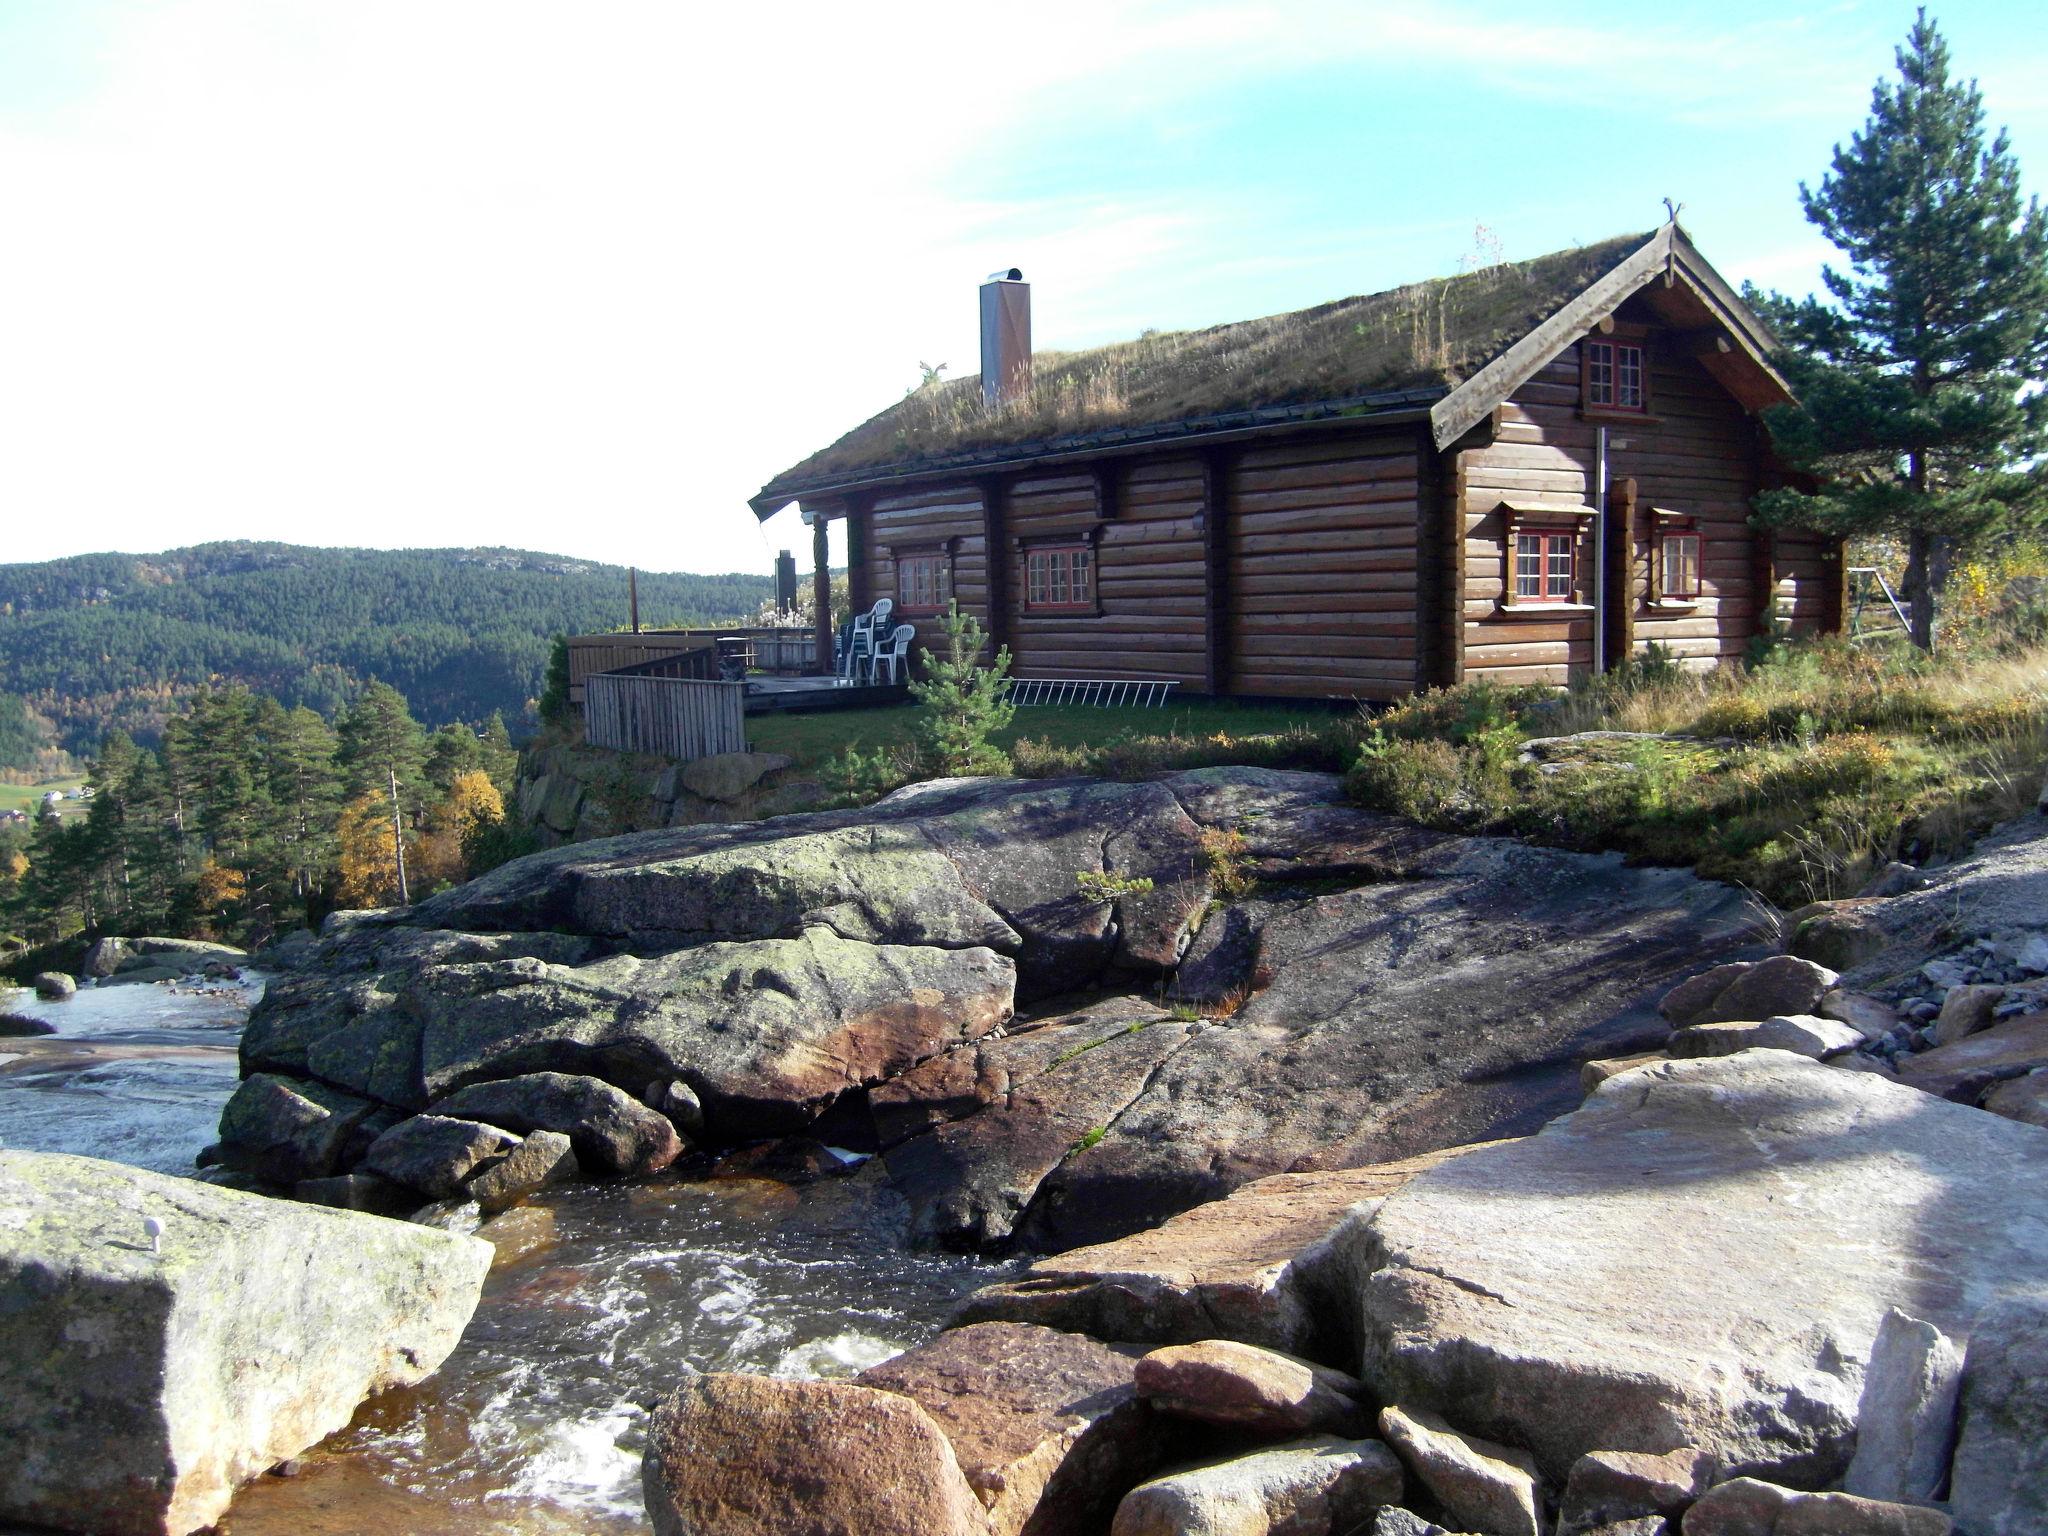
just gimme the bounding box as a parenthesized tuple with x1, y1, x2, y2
(980, 268, 1031, 408)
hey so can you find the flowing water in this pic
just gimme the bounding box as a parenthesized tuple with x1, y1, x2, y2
(1, 976, 1007, 1534)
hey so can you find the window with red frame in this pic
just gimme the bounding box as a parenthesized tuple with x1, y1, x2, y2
(1660, 529, 1702, 599)
(1025, 545, 1093, 610)
(1513, 528, 1576, 602)
(896, 554, 949, 613)
(1584, 338, 1647, 411)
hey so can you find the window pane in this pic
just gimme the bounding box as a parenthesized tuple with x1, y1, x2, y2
(1515, 533, 1542, 597)
(1617, 346, 1645, 408)
(1546, 535, 1572, 599)
(1663, 533, 1699, 596)
(1073, 549, 1092, 602)
(1587, 342, 1613, 406)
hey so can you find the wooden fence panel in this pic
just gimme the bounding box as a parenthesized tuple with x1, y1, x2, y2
(583, 673, 747, 761)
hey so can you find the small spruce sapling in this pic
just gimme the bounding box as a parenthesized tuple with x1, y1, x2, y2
(908, 602, 1017, 776)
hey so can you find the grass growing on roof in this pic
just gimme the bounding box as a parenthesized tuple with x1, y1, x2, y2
(764, 232, 1652, 489)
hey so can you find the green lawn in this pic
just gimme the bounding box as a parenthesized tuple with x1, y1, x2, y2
(0, 777, 84, 817)
(746, 699, 1345, 777)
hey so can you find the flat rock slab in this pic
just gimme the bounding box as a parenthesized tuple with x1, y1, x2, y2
(1135, 1339, 1368, 1438)
(0, 1150, 490, 1536)
(1110, 1437, 1404, 1536)
(1345, 1051, 2048, 1486)
(1894, 1012, 2048, 1102)
(858, 1321, 1166, 1536)
(959, 1146, 1488, 1358)
(642, 1372, 990, 1536)
(1665, 1015, 1861, 1060)
(1835, 813, 2048, 990)
(1680, 1476, 1952, 1534)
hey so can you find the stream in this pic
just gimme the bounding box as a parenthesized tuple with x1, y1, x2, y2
(0, 974, 1005, 1534)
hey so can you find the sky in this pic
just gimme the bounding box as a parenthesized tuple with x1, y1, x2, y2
(2, 1, 2044, 577)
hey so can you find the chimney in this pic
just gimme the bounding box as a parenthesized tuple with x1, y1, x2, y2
(980, 268, 1031, 408)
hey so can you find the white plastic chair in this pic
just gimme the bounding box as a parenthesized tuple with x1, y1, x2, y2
(874, 624, 915, 684)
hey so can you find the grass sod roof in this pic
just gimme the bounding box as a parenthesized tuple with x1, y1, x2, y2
(756, 229, 1657, 510)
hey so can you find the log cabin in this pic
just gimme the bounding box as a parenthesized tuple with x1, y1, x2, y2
(750, 222, 1843, 699)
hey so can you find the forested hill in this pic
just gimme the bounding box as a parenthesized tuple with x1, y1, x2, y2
(0, 542, 771, 754)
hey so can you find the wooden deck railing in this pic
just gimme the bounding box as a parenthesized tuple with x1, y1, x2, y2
(583, 672, 747, 761)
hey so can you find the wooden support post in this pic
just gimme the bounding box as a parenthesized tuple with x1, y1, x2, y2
(846, 497, 871, 616)
(979, 478, 1011, 654)
(1415, 426, 1463, 692)
(810, 510, 832, 675)
(1200, 450, 1231, 696)
(1604, 476, 1637, 671)
(629, 567, 640, 633)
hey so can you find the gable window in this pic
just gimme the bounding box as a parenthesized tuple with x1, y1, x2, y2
(1514, 528, 1577, 603)
(1025, 545, 1093, 610)
(1584, 338, 1648, 412)
(895, 552, 950, 614)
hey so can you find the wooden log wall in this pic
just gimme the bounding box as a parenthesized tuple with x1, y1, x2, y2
(1001, 461, 1208, 685)
(1226, 431, 1420, 699)
(869, 484, 991, 633)
(583, 673, 747, 761)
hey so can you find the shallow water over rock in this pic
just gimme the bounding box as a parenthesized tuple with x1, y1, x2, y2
(0, 974, 256, 1174)
(0, 974, 1005, 1535)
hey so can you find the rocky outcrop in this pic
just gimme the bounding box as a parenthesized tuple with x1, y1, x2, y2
(0, 1150, 490, 1536)
(227, 769, 1757, 1251)
(515, 741, 804, 848)
(1340, 1051, 2048, 1486)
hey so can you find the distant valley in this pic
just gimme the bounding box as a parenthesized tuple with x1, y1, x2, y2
(0, 541, 771, 763)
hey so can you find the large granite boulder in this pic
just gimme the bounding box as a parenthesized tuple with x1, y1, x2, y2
(434, 1072, 683, 1175)
(215, 1072, 380, 1185)
(1340, 1051, 2048, 1486)
(857, 1322, 1170, 1536)
(1949, 1295, 2048, 1536)
(1110, 1438, 1404, 1536)
(642, 1371, 990, 1536)
(0, 1150, 490, 1536)
(358, 1114, 520, 1199)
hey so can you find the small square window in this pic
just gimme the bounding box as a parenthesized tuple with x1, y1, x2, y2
(1514, 529, 1576, 602)
(1585, 339, 1647, 412)
(896, 554, 950, 613)
(1025, 545, 1094, 610)
(1661, 531, 1701, 599)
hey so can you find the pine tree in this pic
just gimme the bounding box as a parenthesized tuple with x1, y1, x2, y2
(908, 603, 1016, 776)
(1754, 10, 2048, 650)
(480, 712, 519, 800)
